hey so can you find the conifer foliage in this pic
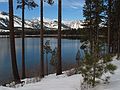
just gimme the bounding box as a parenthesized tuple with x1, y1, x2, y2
(79, 0, 117, 87)
(78, 49, 117, 87)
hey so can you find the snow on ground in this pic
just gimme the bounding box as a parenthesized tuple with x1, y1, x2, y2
(0, 74, 82, 90)
(0, 56, 120, 90)
(91, 56, 120, 90)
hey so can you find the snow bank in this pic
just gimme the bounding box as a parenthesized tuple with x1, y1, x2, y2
(90, 56, 120, 90)
(0, 74, 82, 90)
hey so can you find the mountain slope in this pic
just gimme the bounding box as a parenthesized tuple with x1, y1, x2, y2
(0, 11, 83, 31)
(63, 20, 84, 29)
(0, 11, 32, 29)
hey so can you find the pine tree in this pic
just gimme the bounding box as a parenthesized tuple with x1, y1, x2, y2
(57, 0, 62, 75)
(9, 0, 21, 83)
(114, 0, 120, 59)
(40, 0, 54, 78)
(107, 0, 112, 53)
(82, 0, 112, 87)
(83, 0, 93, 53)
(78, 43, 117, 87)
(104, 0, 117, 54)
(40, 0, 44, 78)
(17, 0, 38, 79)
(109, 0, 120, 55)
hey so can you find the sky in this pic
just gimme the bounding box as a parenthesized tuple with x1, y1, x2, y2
(0, 0, 85, 20)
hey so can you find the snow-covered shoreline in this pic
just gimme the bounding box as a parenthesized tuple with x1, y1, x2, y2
(0, 74, 82, 90)
(0, 57, 120, 90)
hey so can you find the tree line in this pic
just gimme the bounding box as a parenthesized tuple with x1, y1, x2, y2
(83, 0, 120, 56)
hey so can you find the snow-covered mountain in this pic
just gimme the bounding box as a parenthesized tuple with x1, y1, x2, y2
(32, 18, 70, 30)
(0, 11, 83, 31)
(63, 20, 84, 29)
(33, 17, 84, 30)
(0, 11, 33, 30)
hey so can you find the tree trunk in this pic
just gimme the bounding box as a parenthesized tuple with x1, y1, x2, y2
(40, 0, 44, 78)
(117, 22, 120, 58)
(92, 1, 99, 86)
(22, 0, 26, 79)
(9, 0, 20, 83)
(92, 32, 96, 87)
(89, 0, 93, 54)
(56, 0, 62, 75)
(108, 0, 112, 53)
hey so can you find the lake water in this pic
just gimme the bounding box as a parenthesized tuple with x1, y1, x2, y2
(0, 37, 84, 85)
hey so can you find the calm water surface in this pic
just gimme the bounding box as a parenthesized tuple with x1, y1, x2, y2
(0, 37, 84, 85)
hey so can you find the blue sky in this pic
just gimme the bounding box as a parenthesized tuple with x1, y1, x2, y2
(0, 0, 84, 20)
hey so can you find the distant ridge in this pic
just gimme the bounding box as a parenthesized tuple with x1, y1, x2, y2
(0, 11, 83, 31)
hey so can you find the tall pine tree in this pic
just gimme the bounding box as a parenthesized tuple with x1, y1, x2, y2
(82, 0, 116, 87)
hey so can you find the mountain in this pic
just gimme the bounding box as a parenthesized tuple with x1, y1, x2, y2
(63, 20, 84, 29)
(32, 18, 70, 30)
(0, 11, 33, 30)
(0, 11, 83, 31)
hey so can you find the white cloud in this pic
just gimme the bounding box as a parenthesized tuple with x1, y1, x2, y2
(70, 6, 79, 9)
(64, 0, 84, 9)
(0, 0, 8, 2)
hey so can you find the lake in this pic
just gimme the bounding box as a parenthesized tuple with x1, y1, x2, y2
(0, 37, 84, 85)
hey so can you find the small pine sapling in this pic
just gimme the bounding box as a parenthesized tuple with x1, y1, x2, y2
(78, 41, 117, 88)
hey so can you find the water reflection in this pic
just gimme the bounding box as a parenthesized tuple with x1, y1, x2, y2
(0, 38, 13, 84)
(0, 37, 83, 85)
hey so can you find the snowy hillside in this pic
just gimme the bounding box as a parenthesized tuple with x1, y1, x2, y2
(63, 20, 84, 29)
(34, 18, 84, 30)
(0, 12, 33, 29)
(32, 18, 70, 30)
(0, 11, 83, 31)
(0, 56, 120, 90)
